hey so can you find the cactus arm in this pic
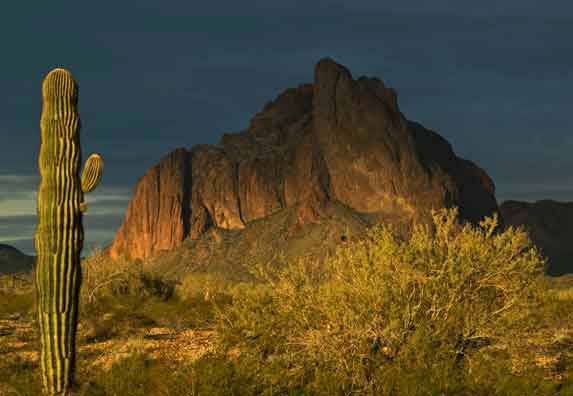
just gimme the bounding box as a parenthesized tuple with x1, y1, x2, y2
(79, 153, 104, 212)
(34, 67, 100, 395)
(81, 153, 103, 193)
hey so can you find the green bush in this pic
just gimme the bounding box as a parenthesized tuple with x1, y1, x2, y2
(211, 207, 551, 395)
(186, 354, 261, 396)
(80, 247, 139, 305)
(1, 358, 42, 396)
(176, 272, 232, 303)
(136, 272, 177, 301)
(80, 248, 177, 304)
(0, 288, 35, 317)
(96, 351, 152, 396)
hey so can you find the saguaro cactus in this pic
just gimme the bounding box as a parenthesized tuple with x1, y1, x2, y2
(35, 68, 103, 395)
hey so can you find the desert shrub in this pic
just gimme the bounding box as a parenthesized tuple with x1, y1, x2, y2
(0, 357, 42, 396)
(132, 272, 177, 301)
(82, 316, 118, 343)
(80, 247, 140, 305)
(108, 270, 175, 302)
(138, 297, 207, 329)
(95, 351, 152, 396)
(81, 248, 176, 304)
(86, 350, 215, 396)
(0, 272, 33, 293)
(176, 272, 232, 303)
(0, 288, 35, 317)
(183, 354, 260, 396)
(211, 207, 550, 395)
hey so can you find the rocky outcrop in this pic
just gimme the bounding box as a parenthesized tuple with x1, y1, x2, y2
(107, 148, 191, 260)
(500, 200, 573, 276)
(311, 59, 498, 225)
(107, 58, 500, 261)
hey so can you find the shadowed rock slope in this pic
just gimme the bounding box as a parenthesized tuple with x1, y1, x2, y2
(105, 58, 500, 267)
(0, 244, 35, 274)
(500, 200, 573, 276)
(142, 200, 378, 281)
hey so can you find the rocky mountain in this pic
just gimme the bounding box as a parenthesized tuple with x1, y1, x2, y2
(105, 58, 500, 263)
(500, 200, 573, 276)
(0, 244, 35, 274)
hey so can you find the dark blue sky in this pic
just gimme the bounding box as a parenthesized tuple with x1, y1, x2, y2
(1, 0, 572, 255)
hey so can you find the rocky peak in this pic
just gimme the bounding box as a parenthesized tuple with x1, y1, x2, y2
(106, 58, 500, 261)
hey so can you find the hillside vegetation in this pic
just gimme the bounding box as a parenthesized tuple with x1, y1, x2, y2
(1, 207, 573, 395)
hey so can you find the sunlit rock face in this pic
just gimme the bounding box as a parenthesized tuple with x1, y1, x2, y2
(106, 58, 500, 261)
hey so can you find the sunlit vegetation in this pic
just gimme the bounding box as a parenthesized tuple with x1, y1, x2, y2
(2, 207, 573, 395)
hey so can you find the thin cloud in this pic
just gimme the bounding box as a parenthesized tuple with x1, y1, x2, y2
(0, 177, 130, 255)
(0, 174, 38, 183)
(0, 174, 39, 204)
(0, 235, 35, 244)
(0, 175, 130, 216)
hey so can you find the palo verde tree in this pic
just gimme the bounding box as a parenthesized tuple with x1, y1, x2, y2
(35, 68, 103, 395)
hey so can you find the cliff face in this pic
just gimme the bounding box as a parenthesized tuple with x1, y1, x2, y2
(106, 58, 500, 261)
(106, 148, 191, 260)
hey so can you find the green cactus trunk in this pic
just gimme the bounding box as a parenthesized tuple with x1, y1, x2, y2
(35, 68, 102, 395)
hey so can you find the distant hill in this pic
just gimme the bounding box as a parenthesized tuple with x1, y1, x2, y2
(0, 244, 35, 274)
(500, 200, 573, 276)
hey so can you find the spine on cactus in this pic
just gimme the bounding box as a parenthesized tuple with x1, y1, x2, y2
(35, 68, 103, 395)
